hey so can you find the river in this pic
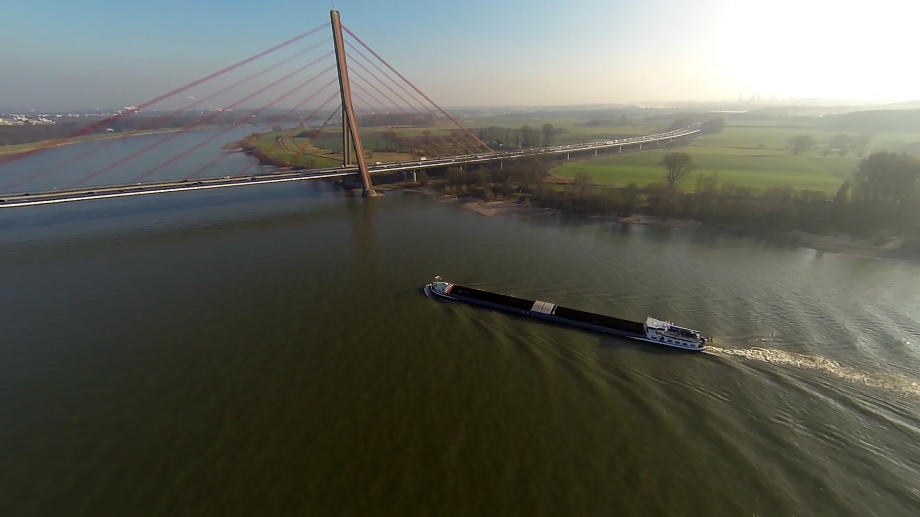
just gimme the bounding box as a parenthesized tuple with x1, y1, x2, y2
(0, 132, 919, 516)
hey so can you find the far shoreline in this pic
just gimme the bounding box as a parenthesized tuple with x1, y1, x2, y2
(0, 125, 221, 156)
(371, 184, 920, 262)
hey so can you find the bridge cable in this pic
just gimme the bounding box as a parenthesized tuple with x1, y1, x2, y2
(349, 84, 452, 158)
(344, 43, 484, 155)
(349, 79, 450, 157)
(225, 93, 340, 178)
(349, 91, 439, 158)
(348, 78, 453, 157)
(347, 70, 460, 157)
(342, 39, 484, 153)
(1, 38, 333, 193)
(220, 92, 341, 179)
(66, 55, 334, 189)
(190, 86, 339, 180)
(342, 25, 493, 153)
(272, 99, 342, 168)
(285, 100, 343, 168)
(0, 23, 329, 168)
(135, 73, 338, 184)
(344, 59, 464, 155)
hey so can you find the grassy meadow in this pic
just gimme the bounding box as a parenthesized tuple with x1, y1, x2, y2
(460, 114, 661, 146)
(254, 114, 919, 182)
(255, 132, 419, 169)
(555, 147, 855, 193)
(554, 123, 920, 193)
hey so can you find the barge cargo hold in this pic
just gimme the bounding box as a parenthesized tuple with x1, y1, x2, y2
(424, 277, 710, 351)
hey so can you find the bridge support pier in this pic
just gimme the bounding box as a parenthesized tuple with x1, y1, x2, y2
(331, 10, 376, 197)
(594, 149, 597, 157)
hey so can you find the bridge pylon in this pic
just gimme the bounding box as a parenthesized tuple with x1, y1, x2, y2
(330, 9, 376, 197)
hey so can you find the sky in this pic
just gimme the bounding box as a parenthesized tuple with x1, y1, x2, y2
(1, 0, 917, 110)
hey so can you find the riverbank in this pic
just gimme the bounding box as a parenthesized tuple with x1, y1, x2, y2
(424, 191, 920, 261)
(0, 126, 216, 156)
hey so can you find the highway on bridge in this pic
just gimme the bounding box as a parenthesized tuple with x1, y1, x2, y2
(0, 128, 698, 209)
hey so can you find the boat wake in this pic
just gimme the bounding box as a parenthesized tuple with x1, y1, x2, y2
(704, 346, 920, 398)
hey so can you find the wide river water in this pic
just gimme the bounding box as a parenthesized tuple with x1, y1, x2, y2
(1, 131, 919, 516)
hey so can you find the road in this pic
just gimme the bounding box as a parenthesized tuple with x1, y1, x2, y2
(0, 128, 698, 209)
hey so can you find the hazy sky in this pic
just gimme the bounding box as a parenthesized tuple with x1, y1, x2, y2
(1, 0, 916, 110)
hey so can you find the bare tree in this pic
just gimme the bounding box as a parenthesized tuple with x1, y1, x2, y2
(853, 151, 920, 206)
(788, 134, 816, 155)
(573, 171, 590, 198)
(542, 123, 555, 147)
(613, 182, 641, 215)
(700, 117, 725, 135)
(521, 125, 533, 147)
(832, 179, 850, 219)
(659, 152, 695, 187)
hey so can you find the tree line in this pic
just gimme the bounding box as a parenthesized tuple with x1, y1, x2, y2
(785, 133, 874, 156)
(475, 124, 566, 148)
(0, 111, 308, 147)
(354, 113, 436, 128)
(435, 150, 920, 245)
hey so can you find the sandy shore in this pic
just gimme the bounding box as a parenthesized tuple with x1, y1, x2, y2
(769, 231, 912, 260)
(453, 198, 700, 226)
(435, 194, 917, 260)
(458, 199, 556, 217)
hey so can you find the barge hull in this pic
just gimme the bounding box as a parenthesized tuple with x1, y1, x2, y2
(436, 284, 648, 340)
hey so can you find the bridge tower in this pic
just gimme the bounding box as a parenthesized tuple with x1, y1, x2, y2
(330, 10, 376, 197)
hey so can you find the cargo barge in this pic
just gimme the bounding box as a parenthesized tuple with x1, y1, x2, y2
(424, 277, 709, 351)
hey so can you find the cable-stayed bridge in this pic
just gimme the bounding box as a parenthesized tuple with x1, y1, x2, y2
(0, 10, 698, 209)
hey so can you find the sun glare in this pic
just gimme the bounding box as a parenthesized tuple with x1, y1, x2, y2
(712, 0, 918, 101)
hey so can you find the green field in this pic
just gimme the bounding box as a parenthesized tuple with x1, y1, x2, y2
(256, 115, 920, 180)
(459, 115, 661, 135)
(690, 125, 920, 152)
(691, 126, 841, 150)
(551, 123, 920, 193)
(255, 131, 422, 168)
(555, 147, 856, 193)
(256, 134, 342, 168)
(461, 114, 664, 146)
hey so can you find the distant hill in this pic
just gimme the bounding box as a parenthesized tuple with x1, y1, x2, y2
(738, 105, 863, 118)
(822, 109, 920, 132)
(903, 142, 920, 155)
(639, 111, 708, 123)
(877, 100, 920, 110)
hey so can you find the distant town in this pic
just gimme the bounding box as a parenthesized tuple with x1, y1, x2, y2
(0, 106, 143, 126)
(0, 114, 62, 126)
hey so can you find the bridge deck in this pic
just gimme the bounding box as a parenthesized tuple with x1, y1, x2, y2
(0, 129, 698, 209)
